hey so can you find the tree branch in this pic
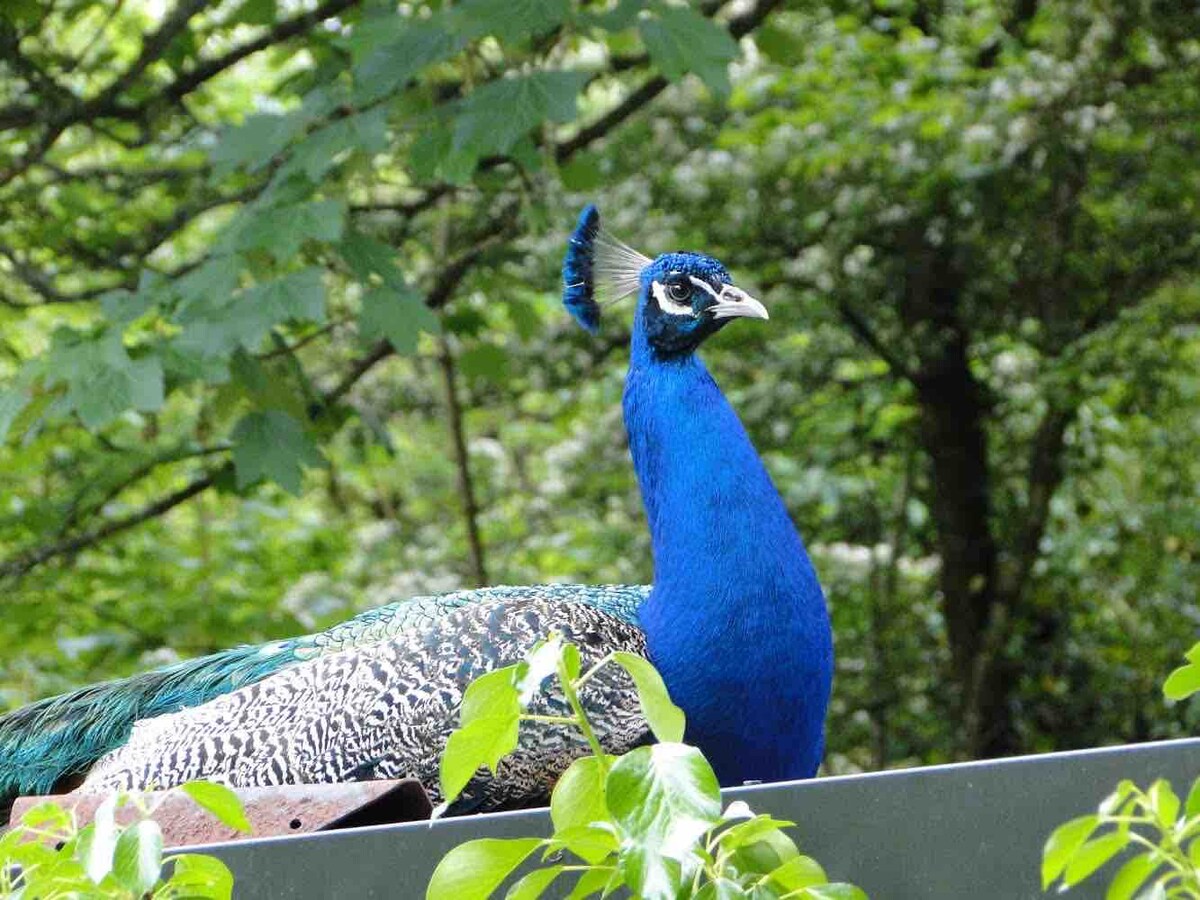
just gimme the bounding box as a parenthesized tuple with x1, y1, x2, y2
(161, 0, 361, 105)
(554, 0, 780, 163)
(834, 296, 916, 383)
(326, 209, 517, 403)
(0, 466, 224, 582)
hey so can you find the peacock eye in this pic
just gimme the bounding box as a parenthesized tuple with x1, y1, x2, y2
(667, 281, 692, 303)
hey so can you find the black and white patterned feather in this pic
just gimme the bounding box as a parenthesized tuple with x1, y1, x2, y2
(82, 598, 650, 811)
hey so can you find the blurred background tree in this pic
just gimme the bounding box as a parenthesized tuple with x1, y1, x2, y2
(0, 0, 1197, 773)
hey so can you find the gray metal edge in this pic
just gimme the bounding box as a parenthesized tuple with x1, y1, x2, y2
(196, 738, 1200, 899)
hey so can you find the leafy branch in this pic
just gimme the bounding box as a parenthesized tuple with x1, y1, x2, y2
(0, 780, 247, 899)
(428, 636, 865, 900)
(1042, 645, 1200, 897)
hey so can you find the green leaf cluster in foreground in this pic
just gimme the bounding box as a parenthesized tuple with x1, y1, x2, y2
(1043, 778, 1200, 899)
(428, 637, 865, 900)
(0, 780, 246, 899)
(1044, 644, 1200, 898)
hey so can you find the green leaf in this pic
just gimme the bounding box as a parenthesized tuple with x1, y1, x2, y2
(766, 854, 827, 890)
(1062, 832, 1128, 887)
(1163, 662, 1200, 700)
(426, 838, 543, 900)
(176, 269, 326, 360)
(754, 22, 806, 66)
(112, 819, 164, 895)
(230, 350, 307, 419)
(244, 268, 327, 325)
(232, 409, 324, 495)
(718, 814, 798, 854)
(1147, 779, 1181, 828)
(606, 743, 721, 899)
(0, 388, 30, 443)
(289, 107, 389, 181)
(77, 794, 119, 883)
(0, 0, 42, 27)
(1185, 776, 1200, 819)
(341, 230, 407, 290)
(1099, 781, 1137, 816)
(515, 636, 565, 705)
(560, 152, 605, 192)
(461, 666, 522, 726)
(458, 344, 509, 383)
(611, 652, 685, 743)
(454, 0, 570, 42)
(565, 867, 622, 899)
(45, 328, 164, 429)
(129, 353, 165, 412)
(173, 256, 240, 312)
(1042, 814, 1099, 888)
(101, 287, 156, 325)
(561, 642, 582, 683)
(452, 71, 589, 164)
(441, 714, 520, 802)
(722, 801, 754, 821)
(726, 828, 800, 878)
(578, 0, 642, 31)
(695, 880, 747, 900)
(640, 6, 739, 98)
(551, 756, 613, 838)
(1105, 851, 1158, 900)
(212, 112, 309, 176)
(19, 801, 74, 831)
(505, 865, 565, 900)
(359, 286, 439, 355)
(226, 200, 346, 259)
(353, 18, 467, 105)
(180, 781, 252, 833)
(70, 367, 132, 428)
(802, 886, 869, 900)
(545, 825, 618, 867)
(167, 853, 235, 900)
(233, 0, 277, 26)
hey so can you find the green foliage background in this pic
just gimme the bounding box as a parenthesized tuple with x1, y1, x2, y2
(0, 0, 1197, 772)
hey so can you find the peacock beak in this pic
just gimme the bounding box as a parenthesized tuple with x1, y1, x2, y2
(708, 286, 769, 321)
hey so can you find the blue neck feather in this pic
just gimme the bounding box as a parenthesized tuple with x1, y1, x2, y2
(626, 307, 833, 785)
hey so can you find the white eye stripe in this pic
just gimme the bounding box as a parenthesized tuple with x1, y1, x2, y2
(687, 276, 722, 301)
(651, 280, 694, 317)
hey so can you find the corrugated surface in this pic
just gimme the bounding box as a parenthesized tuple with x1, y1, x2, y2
(196, 739, 1200, 899)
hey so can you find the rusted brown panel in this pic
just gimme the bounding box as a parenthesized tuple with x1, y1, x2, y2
(8, 779, 432, 847)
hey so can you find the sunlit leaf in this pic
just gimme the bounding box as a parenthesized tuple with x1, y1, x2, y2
(427, 838, 543, 900)
(611, 652, 685, 743)
(1042, 815, 1099, 889)
(606, 744, 721, 900)
(180, 781, 252, 833)
(112, 819, 164, 895)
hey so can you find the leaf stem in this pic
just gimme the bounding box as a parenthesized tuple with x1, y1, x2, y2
(520, 714, 578, 725)
(558, 655, 609, 775)
(574, 652, 615, 690)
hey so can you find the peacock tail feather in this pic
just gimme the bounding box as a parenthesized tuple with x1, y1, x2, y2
(0, 584, 648, 808)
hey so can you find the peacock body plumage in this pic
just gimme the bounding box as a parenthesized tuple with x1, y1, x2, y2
(82, 597, 649, 812)
(0, 585, 647, 807)
(0, 206, 833, 813)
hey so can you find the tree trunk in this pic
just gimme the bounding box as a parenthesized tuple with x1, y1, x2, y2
(912, 331, 1016, 757)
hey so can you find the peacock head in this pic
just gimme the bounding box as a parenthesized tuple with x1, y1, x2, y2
(562, 205, 767, 360)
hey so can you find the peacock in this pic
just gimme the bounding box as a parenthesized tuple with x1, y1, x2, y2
(0, 206, 833, 814)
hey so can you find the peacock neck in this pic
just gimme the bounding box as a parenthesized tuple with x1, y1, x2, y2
(623, 341, 833, 786)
